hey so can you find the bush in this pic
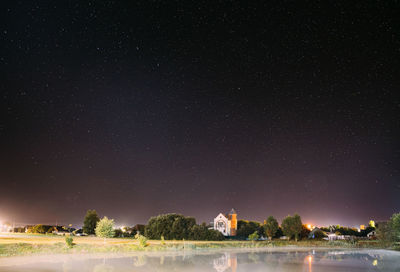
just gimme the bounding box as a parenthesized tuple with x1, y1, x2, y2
(65, 237, 74, 248)
(248, 231, 259, 241)
(189, 224, 224, 241)
(136, 234, 148, 248)
(327, 240, 353, 247)
(114, 229, 125, 238)
(237, 220, 263, 239)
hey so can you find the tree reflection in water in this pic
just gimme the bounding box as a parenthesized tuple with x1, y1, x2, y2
(2, 249, 400, 271)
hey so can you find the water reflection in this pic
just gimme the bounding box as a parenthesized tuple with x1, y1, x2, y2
(1, 249, 400, 272)
(213, 252, 237, 272)
(306, 255, 313, 272)
(92, 258, 114, 272)
(132, 255, 147, 267)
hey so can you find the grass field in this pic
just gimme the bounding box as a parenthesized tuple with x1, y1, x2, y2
(0, 232, 390, 257)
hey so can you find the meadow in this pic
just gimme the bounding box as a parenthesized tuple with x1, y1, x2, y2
(0, 232, 387, 257)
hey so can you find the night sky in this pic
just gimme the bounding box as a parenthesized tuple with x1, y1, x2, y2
(1, 1, 399, 228)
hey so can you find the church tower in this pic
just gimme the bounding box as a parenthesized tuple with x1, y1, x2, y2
(228, 208, 237, 236)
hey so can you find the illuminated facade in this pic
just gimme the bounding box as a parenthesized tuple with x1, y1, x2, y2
(214, 208, 237, 236)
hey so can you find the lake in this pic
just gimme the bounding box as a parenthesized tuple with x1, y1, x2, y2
(1, 248, 399, 271)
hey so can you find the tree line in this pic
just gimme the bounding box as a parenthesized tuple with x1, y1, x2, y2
(237, 214, 304, 241)
(82, 211, 224, 241)
(24, 210, 400, 245)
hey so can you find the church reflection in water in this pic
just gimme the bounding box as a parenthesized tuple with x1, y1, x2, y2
(213, 252, 237, 272)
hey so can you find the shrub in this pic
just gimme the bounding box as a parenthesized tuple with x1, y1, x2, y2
(248, 231, 259, 241)
(237, 220, 263, 239)
(65, 237, 74, 248)
(136, 234, 148, 248)
(189, 224, 224, 241)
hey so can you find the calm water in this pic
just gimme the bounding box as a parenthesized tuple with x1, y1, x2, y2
(1, 248, 400, 271)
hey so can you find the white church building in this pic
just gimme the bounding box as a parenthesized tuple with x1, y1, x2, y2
(213, 208, 238, 236)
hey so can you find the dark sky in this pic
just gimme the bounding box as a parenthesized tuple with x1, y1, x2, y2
(0, 1, 399, 228)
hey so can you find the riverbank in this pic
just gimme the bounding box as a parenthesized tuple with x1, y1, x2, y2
(0, 233, 396, 257)
(1, 248, 400, 272)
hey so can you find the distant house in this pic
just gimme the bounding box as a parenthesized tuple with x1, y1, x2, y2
(214, 209, 238, 236)
(52, 226, 74, 236)
(73, 229, 87, 236)
(326, 233, 354, 241)
(308, 227, 326, 239)
(25, 225, 34, 233)
(367, 230, 377, 239)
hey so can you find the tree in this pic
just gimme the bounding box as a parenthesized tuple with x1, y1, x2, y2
(377, 221, 392, 244)
(274, 227, 283, 238)
(264, 216, 279, 240)
(95, 216, 115, 238)
(133, 224, 145, 235)
(281, 214, 303, 241)
(32, 224, 47, 234)
(114, 229, 124, 238)
(30, 224, 53, 234)
(83, 210, 100, 235)
(145, 213, 196, 240)
(189, 223, 224, 241)
(189, 224, 209, 240)
(237, 220, 263, 238)
(300, 225, 311, 240)
(390, 213, 400, 242)
(171, 216, 196, 239)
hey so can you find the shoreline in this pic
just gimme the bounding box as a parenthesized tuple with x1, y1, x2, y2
(0, 240, 396, 258)
(1, 246, 399, 267)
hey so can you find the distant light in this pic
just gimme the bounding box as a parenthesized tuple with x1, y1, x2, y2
(306, 224, 314, 230)
(369, 220, 375, 228)
(372, 259, 378, 266)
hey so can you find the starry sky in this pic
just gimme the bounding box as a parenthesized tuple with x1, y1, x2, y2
(0, 1, 399, 228)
